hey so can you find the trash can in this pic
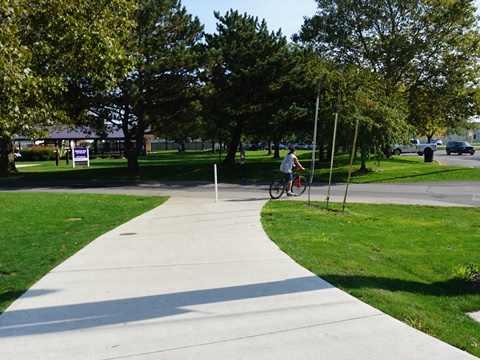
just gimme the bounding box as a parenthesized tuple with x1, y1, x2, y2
(424, 147, 434, 162)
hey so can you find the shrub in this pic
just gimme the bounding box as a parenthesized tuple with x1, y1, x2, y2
(18, 147, 56, 162)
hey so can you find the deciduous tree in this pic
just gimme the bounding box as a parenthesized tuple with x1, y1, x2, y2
(294, 0, 480, 153)
(0, 0, 136, 174)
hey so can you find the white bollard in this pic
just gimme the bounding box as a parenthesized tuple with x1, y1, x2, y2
(214, 164, 218, 203)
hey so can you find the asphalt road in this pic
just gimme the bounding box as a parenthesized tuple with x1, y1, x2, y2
(435, 151, 480, 167)
(1, 180, 479, 207)
(399, 151, 480, 167)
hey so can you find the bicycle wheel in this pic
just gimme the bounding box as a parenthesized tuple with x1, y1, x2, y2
(293, 175, 308, 196)
(269, 179, 285, 199)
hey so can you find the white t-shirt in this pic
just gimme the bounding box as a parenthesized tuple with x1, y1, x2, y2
(280, 153, 296, 173)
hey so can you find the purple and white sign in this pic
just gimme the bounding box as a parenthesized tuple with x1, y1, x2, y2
(72, 148, 90, 168)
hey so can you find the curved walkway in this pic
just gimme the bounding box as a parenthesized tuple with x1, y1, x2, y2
(0, 183, 478, 359)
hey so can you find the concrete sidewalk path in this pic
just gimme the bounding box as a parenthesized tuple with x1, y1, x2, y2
(0, 195, 477, 359)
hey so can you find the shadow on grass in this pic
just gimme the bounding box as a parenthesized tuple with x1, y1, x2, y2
(322, 274, 480, 297)
(5, 154, 281, 182)
(352, 168, 473, 184)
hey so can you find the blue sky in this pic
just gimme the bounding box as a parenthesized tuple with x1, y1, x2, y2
(180, 0, 318, 39)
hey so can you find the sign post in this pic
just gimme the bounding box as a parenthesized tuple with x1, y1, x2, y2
(72, 148, 90, 168)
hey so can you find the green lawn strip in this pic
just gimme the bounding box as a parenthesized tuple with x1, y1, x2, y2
(261, 201, 480, 357)
(0, 192, 167, 314)
(7, 149, 480, 183)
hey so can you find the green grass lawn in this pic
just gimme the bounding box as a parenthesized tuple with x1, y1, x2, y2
(0, 192, 167, 314)
(3, 150, 480, 356)
(261, 201, 480, 357)
(7, 149, 480, 183)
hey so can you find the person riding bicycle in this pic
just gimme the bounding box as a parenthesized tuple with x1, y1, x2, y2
(280, 146, 305, 196)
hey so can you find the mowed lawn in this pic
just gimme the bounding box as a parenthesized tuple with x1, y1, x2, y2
(9, 149, 480, 183)
(0, 192, 167, 314)
(262, 201, 480, 357)
(3, 150, 480, 357)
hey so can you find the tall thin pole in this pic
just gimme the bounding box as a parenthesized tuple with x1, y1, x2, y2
(343, 120, 359, 212)
(326, 113, 338, 209)
(214, 164, 218, 203)
(308, 78, 322, 205)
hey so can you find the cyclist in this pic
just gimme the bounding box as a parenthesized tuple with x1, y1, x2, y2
(280, 146, 305, 196)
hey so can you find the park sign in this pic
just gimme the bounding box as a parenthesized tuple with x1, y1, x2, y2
(72, 148, 90, 168)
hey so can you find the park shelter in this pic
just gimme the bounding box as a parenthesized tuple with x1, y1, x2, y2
(14, 126, 152, 156)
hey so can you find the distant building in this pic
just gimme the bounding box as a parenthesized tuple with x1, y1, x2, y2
(14, 125, 153, 156)
(442, 124, 480, 144)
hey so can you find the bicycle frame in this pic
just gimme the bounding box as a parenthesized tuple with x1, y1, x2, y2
(269, 171, 307, 199)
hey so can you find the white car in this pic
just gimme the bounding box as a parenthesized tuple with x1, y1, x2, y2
(391, 139, 419, 155)
(392, 139, 437, 156)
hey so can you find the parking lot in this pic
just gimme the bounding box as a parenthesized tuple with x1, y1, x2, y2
(401, 150, 480, 167)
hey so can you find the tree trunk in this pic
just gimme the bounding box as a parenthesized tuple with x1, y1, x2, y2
(383, 145, 393, 158)
(359, 149, 368, 172)
(326, 144, 333, 164)
(222, 121, 243, 167)
(121, 103, 145, 175)
(126, 146, 141, 175)
(123, 131, 141, 175)
(273, 140, 281, 158)
(211, 139, 216, 154)
(0, 137, 18, 175)
(123, 128, 143, 176)
(318, 137, 325, 162)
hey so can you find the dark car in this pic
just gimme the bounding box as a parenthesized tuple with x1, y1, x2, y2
(295, 143, 309, 150)
(445, 141, 476, 155)
(271, 143, 287, 150)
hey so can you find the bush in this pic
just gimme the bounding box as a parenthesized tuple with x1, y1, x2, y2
(18, 147, 56, 162)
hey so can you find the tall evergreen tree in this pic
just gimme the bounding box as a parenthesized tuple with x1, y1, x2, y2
(203, 10, 291, 166)
(88, 0, 203, 174)
(261, 44, 319, 158)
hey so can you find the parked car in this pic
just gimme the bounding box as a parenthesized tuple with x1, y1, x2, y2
(445, 141, 476, 155)
(271, 143, 287, 150)
(391, 139, 436, 156)
(429, 139, 443, 145)
(295, 143, 309, 150)
(241, 144, 259, 150)
(392, 139, 418, 155)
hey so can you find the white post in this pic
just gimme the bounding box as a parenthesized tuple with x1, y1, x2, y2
(214, 164, 218, 203)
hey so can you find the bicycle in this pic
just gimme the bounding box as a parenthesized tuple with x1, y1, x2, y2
(269, 170, 308, 199)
